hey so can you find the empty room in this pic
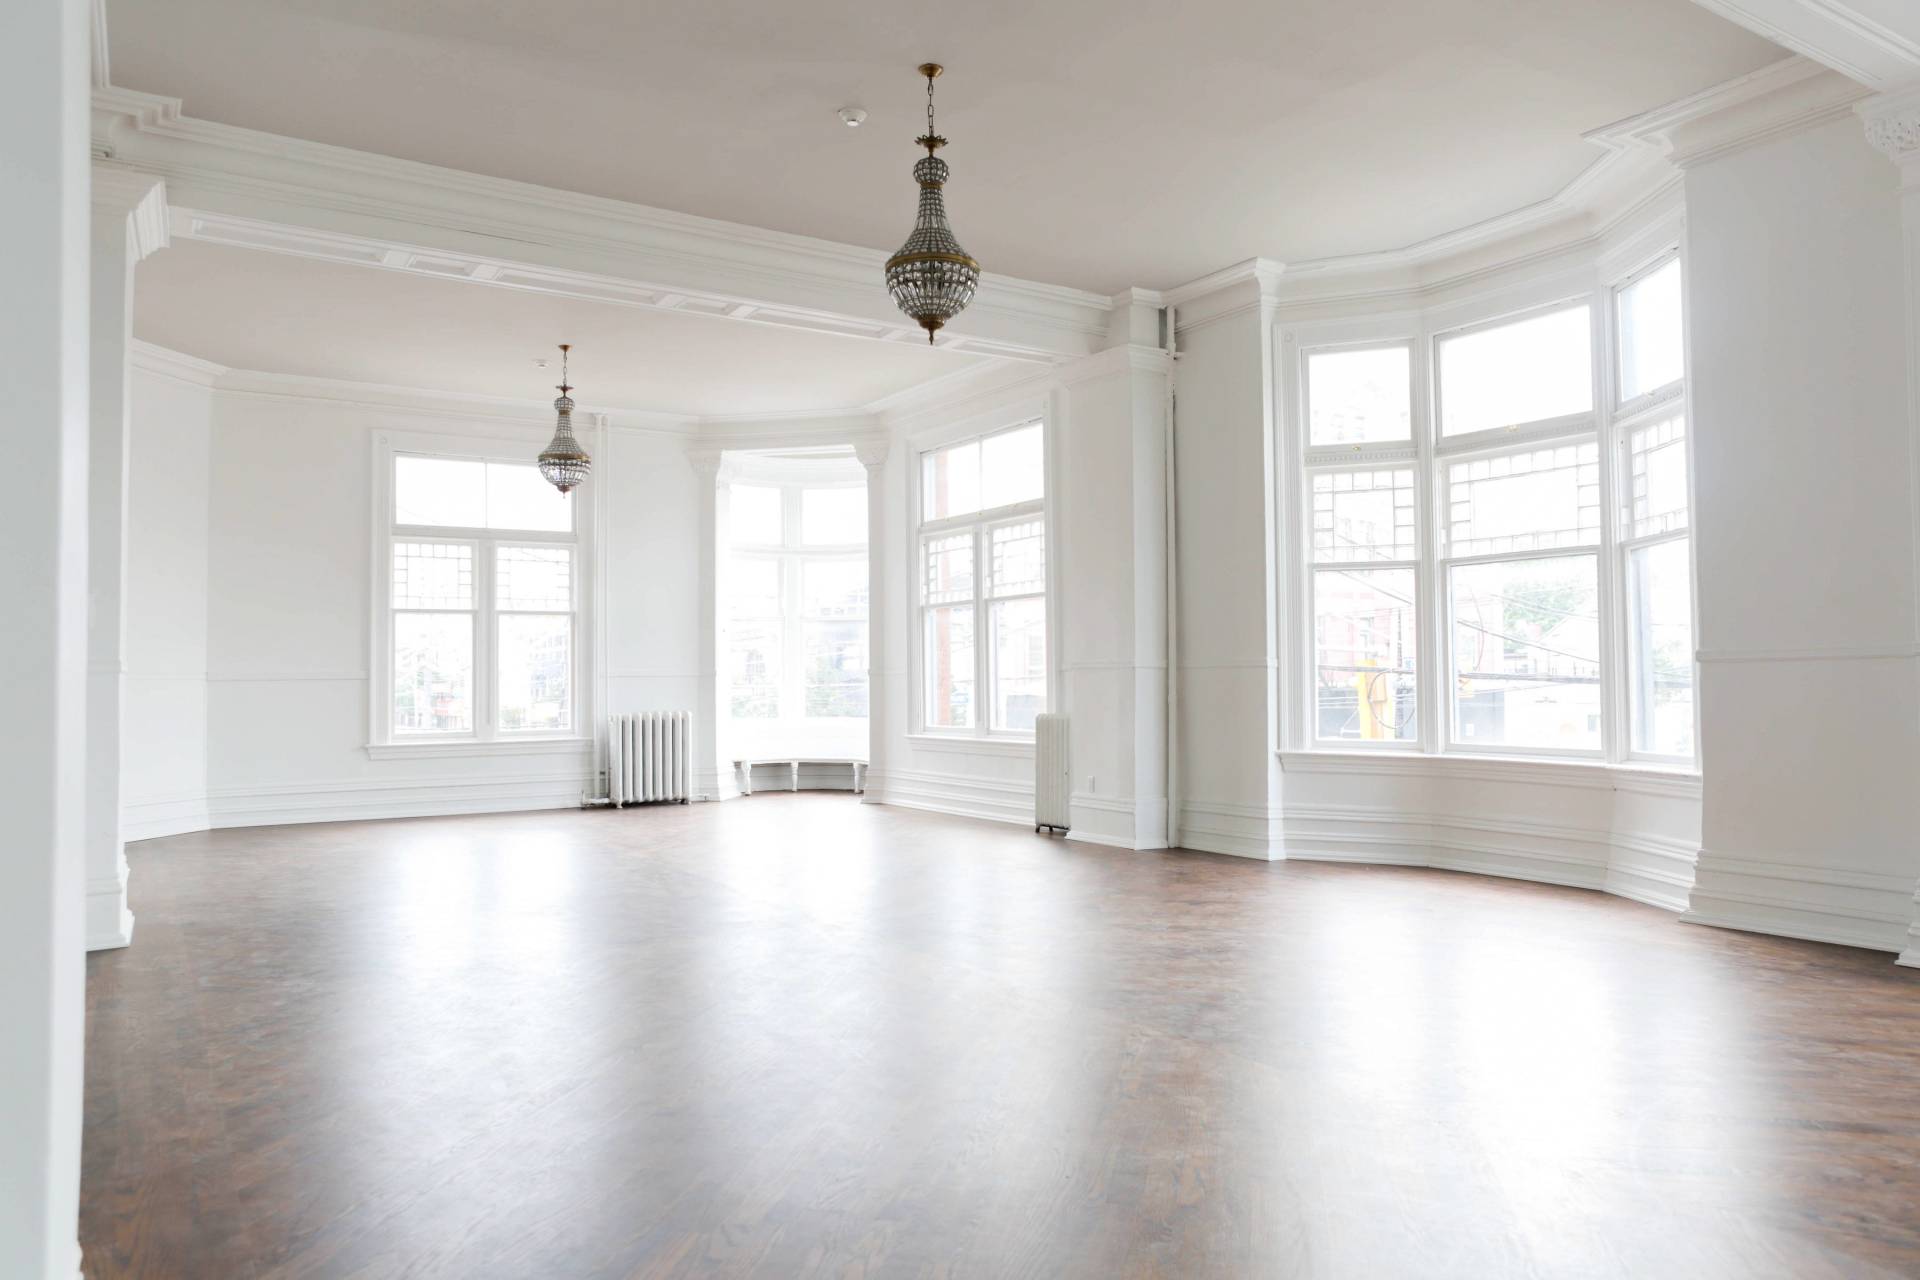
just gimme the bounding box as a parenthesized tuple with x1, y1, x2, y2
(9, 0, 1920, 1276)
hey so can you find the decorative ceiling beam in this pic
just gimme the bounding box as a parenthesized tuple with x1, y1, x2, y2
(1686, 0, 1920, 92)
(91, 87, 1113, 364)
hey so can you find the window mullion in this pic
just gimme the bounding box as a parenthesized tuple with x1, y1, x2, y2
(975, 523, 990, 736)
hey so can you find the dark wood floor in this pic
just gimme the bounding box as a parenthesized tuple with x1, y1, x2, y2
(82, 796, 1920, 1279)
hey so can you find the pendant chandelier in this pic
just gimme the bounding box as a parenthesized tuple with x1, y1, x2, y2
(884, 63, 981, 344)
(537, 343, 591, 494)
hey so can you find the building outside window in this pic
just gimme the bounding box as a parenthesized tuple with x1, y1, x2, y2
(916, 420, 1048, 736)
(1299, 250, 1693, 763)
(381, 450, 583, 741)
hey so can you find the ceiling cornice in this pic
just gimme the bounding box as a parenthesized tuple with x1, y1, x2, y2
(91, 88, 1114, 364)
(1684, 0, 1920, 92)
(1586, 54, 1870, 168)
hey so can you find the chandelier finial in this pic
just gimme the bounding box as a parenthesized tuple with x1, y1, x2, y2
(884, 62, 979, 344)
(537, 342, 591, 495)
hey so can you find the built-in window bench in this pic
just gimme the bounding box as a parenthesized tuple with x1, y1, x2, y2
(733, 757, 867, 795)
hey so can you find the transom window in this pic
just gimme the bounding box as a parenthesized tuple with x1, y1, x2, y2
(382, 450, 582, 740)
(1300, 251, 1693, 762)
(917, 420, 1048, 735)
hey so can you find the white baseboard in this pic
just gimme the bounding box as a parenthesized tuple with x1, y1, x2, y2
(1179, 800, 1285, 860)
(206, 771, 593, 829)
(1683, 851, 1914, 954)
(1283, 804, 1696, 907)
(868, 767, 1035, 829)
(85, 872, 134, 951)
(123, 793, 211, 842)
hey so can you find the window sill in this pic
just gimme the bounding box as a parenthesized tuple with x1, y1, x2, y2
(366, 737, 594, 761)
(905, 732, 1035, 756)
(1279, 749, 1698, 796)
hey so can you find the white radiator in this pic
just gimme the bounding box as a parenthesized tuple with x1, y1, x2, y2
(1035, 713, 1070, 834)
(608, 711, 692, 806)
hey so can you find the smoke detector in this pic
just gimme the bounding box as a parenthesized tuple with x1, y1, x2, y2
(838, 106, 868, 128)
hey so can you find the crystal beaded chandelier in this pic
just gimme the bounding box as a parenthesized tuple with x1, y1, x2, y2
(884, 63, 981, 344)
(537, 343, 591, 494)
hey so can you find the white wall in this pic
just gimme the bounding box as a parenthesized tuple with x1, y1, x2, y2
(169, 383, 702, 828)
(123, 361, 212, 839)
(1683, 114, 1920, 953)
(0, 0, 90, 1273)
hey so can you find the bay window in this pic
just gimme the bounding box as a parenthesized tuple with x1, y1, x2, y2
(1297, 250, 1694, 764)
(917, 420, 1048, 736)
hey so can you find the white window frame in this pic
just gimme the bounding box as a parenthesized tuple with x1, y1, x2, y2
(1286, 249, 1697, 768)
(1610, 250, 1696, 765)
(367, 430, 595, 756)
(910, 417, 1051, 742)
(726, 477, 869, 726)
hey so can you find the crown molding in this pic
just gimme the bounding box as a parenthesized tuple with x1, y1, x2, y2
(1589, 55, 1870, 169)
(92, 169, 170, 261)
(89, 90, 1112, 363)
(1684, 0, 1920, 93)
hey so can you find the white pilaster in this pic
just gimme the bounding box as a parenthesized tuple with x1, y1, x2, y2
(1861, 89, 1920, 967)
(854, 438, 890, 806)
(689, 450, 738, 801)
(85, 167, 166, 952)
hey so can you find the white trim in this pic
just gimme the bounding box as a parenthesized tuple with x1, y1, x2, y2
(204, 772, 594, 829)
(364, 737, 592, 762)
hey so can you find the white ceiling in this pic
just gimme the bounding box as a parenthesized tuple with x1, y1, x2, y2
(106, 0, 1784, 294)
(135, 239, 991, 417)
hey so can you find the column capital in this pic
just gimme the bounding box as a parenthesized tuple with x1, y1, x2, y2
(91, 166, 169, 262)
(852, 436, 890, 470)
(686, 447, 725, 483)
(1862, 88, 1920, 177)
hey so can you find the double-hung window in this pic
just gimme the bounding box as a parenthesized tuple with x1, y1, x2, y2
(1297, 249, 1695, 764)
(725, 479, 869, 730)
(1437, 302, 1602, 753)
(382, 450, 583, 742)
(1615, 256, 1693, 758)
(917, 421, 1048, 735)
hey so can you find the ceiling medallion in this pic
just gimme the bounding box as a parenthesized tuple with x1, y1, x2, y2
(536, 343, 591, 494)
(884, 63, 981, 344)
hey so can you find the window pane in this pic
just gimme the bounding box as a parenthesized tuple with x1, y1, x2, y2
(728, 557, 780, 619)
(1308, 346, 1411, 446)
(804, 620, 868, 717)
(730, 485, 783, 545)
(393, 541, 474, 609)
(1450, 556, 1601, 751)
(990, 596, 1047, 732)
(1314, 568, 1417, 743)
(1446, 442, 1600, 557)
(988, 520, 1046, 597)
(1629, 538, 1694, 757)
(801, 487, 867, 546)
(922, 532, 974, 605)
(1629, 414, 1688, 539)
(728, 620, 781, 718)
(1618, 258, 1683, 402)
(495, 545, 572, 611)
(923, 440, 981, 521)
(924, 604, 974, 728)
(803, 559, 867, 618)
(1312, 469, 1415, 563)
(395, 456, 486, 528)
(394, 612, 473, 733)
(981, 423, 1044, 510)
(498, 613, 570, 732)
(486, 462, 572, 533)
(1439, 305, 1593, 436)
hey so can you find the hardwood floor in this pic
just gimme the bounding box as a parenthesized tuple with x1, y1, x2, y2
(82, 796, 1920, 1279)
